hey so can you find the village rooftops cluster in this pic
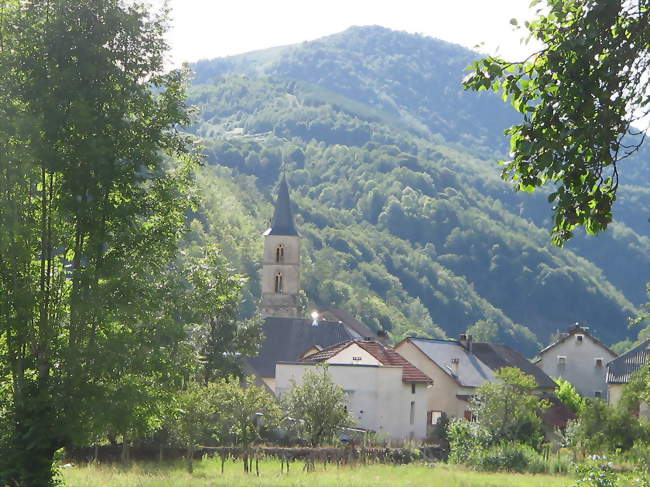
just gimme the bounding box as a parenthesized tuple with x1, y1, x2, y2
(246, 316, 356, 380)
(246, 177, 649, 442)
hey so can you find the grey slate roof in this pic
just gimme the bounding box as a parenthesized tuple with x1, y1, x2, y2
(406, 338, 494, 387)
(264, 175, 300, 236)
(317, 307, 384, 342)
(607, 339, 650, 384)
(245, 317, 354, 378)
(471, 342, 557, 390)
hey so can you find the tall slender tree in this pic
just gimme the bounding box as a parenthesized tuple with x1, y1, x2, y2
(0, 1, 197, 484)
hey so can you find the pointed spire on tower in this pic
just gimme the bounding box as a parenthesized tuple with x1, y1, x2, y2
(264, 174, 300, 236)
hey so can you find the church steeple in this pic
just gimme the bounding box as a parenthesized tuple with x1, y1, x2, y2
(260, 175, 302, 318)
(265, 174, 300, 236)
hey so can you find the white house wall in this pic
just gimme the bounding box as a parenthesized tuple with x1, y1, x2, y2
(324, 343, 382, 366)
(275, 363, 428, 441)
(537, 334, 616, 398)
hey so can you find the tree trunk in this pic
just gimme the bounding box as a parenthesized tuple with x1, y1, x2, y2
(9, 394, 61, 487)
(121, 435, 130, 465)
(186, 444, 194, 474)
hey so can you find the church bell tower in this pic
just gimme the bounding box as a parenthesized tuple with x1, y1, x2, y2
(260, 175, 302, 318)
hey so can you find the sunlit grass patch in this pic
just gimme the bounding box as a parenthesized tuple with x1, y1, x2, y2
(62, 459, 576, 487)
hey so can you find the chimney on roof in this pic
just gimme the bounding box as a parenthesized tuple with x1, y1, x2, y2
(569, 322, 589, 333)
(459, 334, 473, 352)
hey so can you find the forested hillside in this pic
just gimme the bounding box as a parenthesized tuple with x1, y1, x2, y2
(184, 26, 649, 355)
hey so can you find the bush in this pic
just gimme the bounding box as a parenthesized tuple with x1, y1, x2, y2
(386, 448, 421, 464)
(573, 399, 650, 454)
(447, 419, 490, 464)
(469, 442, 547, 473)
(574, 457, 618, 487)
(556, 377, 586, 414)
(623, 439, 650, 470)
(471, 368, 548, 450)
(545, 452, 573, 474)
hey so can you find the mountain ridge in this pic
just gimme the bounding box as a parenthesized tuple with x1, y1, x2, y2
(183, 25, 649, 355)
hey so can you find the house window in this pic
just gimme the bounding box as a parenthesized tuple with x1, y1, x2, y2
(274, 272, 283, 293)
(595, 358, 603, 367)
(275, 244, 284, 263)
(411, 383, 416, 394)
(409, 401, 415, 425)
(576, 334, 584, 342)
(427, 410, 444, 425)
(594, 391, 602, 399)
(557, 356, 567, 367)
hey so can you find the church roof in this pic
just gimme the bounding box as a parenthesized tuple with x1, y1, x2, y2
(317, 308, 384, 342)
(264, 175, 299, 236)
(245, 317, 355, 378)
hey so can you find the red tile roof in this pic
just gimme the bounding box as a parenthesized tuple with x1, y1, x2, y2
(302, 340, 432, 383)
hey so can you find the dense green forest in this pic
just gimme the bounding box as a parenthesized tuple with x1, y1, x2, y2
(184, 26, 650, 355)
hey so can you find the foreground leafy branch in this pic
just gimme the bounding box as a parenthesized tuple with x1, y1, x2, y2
(464, 0, 650, 244)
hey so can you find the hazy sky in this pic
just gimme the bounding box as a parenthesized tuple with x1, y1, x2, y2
(156, 0, 543, 67)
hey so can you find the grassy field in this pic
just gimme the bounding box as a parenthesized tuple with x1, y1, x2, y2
(62, 459, 577, 487)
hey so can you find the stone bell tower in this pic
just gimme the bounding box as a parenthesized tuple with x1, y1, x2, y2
(260, 175, 302, 318)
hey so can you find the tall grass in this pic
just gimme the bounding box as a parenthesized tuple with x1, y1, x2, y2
(62, 459, 575, 487)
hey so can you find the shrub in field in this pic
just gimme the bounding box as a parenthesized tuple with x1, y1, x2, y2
(447, 417, 571, 474)
(624, 439, 650, 469)
(545, 453, 573, 474)
(469, 442, 547, 473)
(447, 419, 490, 464)
(574, 457, 618, 487)
(573, 399, 649, 454)
(385, 448, 422, 464)
(471, 368, 548, 450)
(282, 365, 351, 447)
(631, 466, 650, 487)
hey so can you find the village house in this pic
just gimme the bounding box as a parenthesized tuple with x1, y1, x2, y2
(607, 339, 649, 420)
(395, 336, 494, 423)
(535, 324, 617, 399)
(395, 335, 557, 430)
(275, 340, 431, 441)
